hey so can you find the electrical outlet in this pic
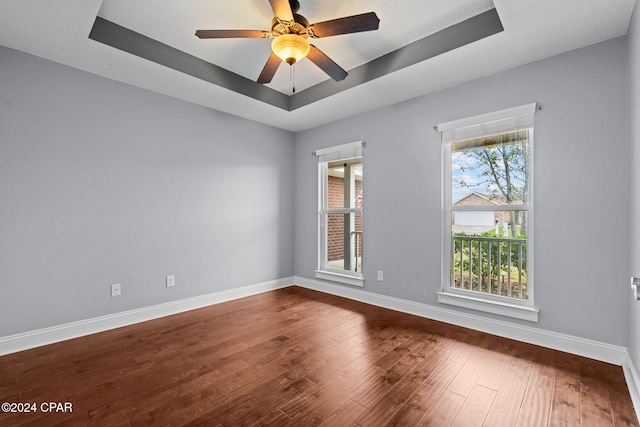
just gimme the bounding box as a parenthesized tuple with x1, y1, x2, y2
(630, 277, 640, 300)
(111, 283, 121, 297)
(166, 275, 175, 288)
(377, 270, 384, 281)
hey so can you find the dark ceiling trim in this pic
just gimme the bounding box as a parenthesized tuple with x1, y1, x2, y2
(89, 17, 290, 110)
(88, 8, 503, 112)
(289, 8, 504, 110)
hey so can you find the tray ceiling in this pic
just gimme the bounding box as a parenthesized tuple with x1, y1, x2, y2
(0, 0, 636, 131)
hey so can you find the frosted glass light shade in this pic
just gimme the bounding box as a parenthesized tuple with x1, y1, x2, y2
(271, 34, 310, 65)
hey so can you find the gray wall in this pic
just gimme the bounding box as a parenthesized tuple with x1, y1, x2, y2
(628, 2, 640, 371)
(294, 37, 629, 345)
(0, 46, 295, 336)
(1, 33, 632, 349)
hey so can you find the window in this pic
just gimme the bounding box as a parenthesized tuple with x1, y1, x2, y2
(436, 104, 539, 321)
(315, 141, 364, 286)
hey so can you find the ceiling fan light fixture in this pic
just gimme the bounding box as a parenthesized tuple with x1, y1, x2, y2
(271, 34, 310, 65)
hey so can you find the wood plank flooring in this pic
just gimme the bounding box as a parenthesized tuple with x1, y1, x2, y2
(0, 286, 637, 426)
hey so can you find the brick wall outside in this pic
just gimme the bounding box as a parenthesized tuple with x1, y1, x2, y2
(327, 175, 363, 262)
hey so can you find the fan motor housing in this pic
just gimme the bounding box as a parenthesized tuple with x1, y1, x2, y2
(271, 14, 309, 37)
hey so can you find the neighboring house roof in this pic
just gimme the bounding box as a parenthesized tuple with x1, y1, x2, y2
(454, 192, 524, 206)
(454, 192, 502, 206)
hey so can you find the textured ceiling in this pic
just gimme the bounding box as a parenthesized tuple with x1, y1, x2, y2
(0, 0, 637, 131)
(97, 0, 496, 95)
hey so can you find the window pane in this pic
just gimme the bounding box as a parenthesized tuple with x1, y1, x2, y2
(449, 128, 531, 302)
(452, 211, 529, 238)
(325, 212, 363, 273)
(451, 210, 528, 299)
(451, 130, 529, 207)
(327, 159, 363, 209)
(318, 151, 363, 282)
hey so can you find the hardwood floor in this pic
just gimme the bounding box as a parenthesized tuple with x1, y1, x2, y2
(0, 286, 637, 426)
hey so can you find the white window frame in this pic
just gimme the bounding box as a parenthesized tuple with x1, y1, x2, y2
(435, 104, 539, 322)
(314, 141, 364, 287)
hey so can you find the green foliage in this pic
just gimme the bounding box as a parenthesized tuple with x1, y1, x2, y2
(455, 133, 529, 205)
(452, 233, 527, 299)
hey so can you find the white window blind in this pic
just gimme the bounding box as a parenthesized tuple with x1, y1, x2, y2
(314, 141, 364, 163)
(435, 103, 538, 144)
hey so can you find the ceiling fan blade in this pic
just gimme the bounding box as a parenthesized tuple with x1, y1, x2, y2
(195, 29, 269, 39)
(257, 52, 282, 84)
(307, 45, 347, 81)
(269, 0, 294, 21)
(309, 12, 380, 38)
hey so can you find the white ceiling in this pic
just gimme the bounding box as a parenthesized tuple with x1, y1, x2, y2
(0, 0, 637, 132)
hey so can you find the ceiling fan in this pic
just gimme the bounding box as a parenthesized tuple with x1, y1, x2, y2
(195, 0, 380, 86)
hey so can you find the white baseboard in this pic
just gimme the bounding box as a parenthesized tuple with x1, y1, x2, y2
(294, 276, 629, 366)
(299, 277, 640, 421)
(2, 275, 638, 419)
(624, 353, 640, 424)
(0, 277, 293, 356)
(0, 274, 631, 370)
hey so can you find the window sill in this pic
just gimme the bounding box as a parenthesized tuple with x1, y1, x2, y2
(437, 291, 539, 322)
(315, 270, 364, 287)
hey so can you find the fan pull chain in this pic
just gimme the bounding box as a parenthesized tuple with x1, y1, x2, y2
(290, 63, 296, 94)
